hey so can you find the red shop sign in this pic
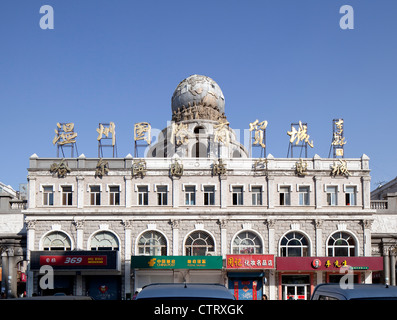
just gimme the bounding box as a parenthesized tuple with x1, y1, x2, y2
(39, 255, 107, 267)
(276, 256, 383, 271)
(226, 254, 275, 269)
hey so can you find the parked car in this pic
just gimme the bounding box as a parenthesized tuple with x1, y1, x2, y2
(135, 283, 235, 300)
(311, 283, 397, 300)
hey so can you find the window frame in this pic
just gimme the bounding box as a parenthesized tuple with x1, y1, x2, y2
(108, 185, 121, 206)
(42, 185, 54, 206)
(61, 185, 73, 206)
(326, 185, 339, 206)
(89, 185, 101, 206)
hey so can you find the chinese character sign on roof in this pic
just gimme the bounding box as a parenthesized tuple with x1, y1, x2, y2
(52, 123, 77, 146)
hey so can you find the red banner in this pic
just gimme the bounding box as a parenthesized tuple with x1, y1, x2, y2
(226, 254, 275, 269)
(40, 255, 107, 266)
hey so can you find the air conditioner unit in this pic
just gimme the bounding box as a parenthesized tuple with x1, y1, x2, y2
(206, 251, 215, 256)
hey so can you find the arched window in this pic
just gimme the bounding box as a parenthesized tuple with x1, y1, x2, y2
(185, 231, 215, 256)
(327, 231, 356, 257)
(192, 142, 207, 158)
(232, 231, 262, 254)
(90, 231, 119, 251)
(280, 231, 309, 257)
(42, 231, 71, 251)
(138, 231, 167, 256)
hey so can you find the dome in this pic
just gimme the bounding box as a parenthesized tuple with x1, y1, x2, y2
(171, 75, 225, 121)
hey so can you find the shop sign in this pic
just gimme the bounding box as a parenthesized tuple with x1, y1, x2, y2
(30, 251, 118, 270)
(39, 255, 107, 266)
(226, 254, 275, 269)
(277, 257, 383, 271)
(131, 256, 222, 269)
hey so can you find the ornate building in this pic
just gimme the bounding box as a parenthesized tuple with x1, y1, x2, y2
(24, 75, 382, 300)
(0, 182, 27, 298)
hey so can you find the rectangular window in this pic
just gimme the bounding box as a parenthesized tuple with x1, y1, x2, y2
(279, 186, 290, 206)
(109, 186, 120, 205)
(157, 186, 168, 206)
(204, 186, 215, 205)
(61, 186, 73, 206)
(326, 186, 338, 206)
(90, 186, 101, 206)
(185, 186, 196, 205)
(345, 186, 356, 206)
(43, 186, 54, 206)
(298, 186, 310, 206)
(138, 186, 149, 206)
(251, 186, 262, 205)
(232, 186, 243, 205)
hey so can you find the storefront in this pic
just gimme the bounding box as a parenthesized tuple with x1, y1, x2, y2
(226, 254, 275, 300)
(30, 250, 121, 299)
(276, 256, 384, 300)
(131, 255, 224, 291)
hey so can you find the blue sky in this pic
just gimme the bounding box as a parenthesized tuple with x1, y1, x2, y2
(1, 0, 396, 191)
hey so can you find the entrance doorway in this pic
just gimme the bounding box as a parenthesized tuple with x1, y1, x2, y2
(281, 275, 310, 300)
(283, 284, 308, 300)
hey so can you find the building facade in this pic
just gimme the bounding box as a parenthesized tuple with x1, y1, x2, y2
(0, 182, 27, 298)
(370, 178, 397, 286)
(24, 75, 382, 300)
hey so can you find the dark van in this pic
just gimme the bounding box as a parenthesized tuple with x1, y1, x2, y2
(311, 283, 397, 300)
(135, 283, 235, 300)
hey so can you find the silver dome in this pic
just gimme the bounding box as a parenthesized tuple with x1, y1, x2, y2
(171, 75, 225, 115)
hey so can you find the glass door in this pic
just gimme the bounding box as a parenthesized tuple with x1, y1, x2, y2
(283, 285, 307, 300)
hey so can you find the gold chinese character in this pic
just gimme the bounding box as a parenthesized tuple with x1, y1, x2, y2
(170, 123, 189, 145)
(97, 122, 116, 146)
(134, 122, 151, 144)
(287, 121, 314, 148)
(325, 260, 331, 268)
(214, 119, 230, 146)
(53, 123, 77, 146)
(249, 119, 268, 148)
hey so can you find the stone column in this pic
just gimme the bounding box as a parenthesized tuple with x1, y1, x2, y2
(314, 219, 323, 256)
(72, 220, 84, 295)
(362, 220, 373, 257)
(73, 220, 85, 250)
(313, 176, 322, 209)
(76, 176, 85, 209)
(390, 248, 396, 286)
(266, 176, 274, 209)
(266, 220, 276, 254)
(170, 219, 180, 256)
(122, 220, 133, 299)
(361, 176, 371, 209)
(27, 177, 36, 209)
(26, 220, 36, 297)
(218, 219, 228, 258)
(383, 247, 390, 286)
(172, 177, 180, 208)
(124, 176, 132, 208)
(219, 176, 227, 208)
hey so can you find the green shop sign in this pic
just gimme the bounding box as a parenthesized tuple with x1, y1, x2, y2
(131, 256, 223, 269)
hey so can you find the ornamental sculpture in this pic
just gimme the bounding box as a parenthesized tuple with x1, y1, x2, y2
(253, 158, 268, 175)
(50, 158, 71, 178)
(132, 159, 147, 178)
(295, 158, 308, 176)
(212, 159, 227, 176)
(95, 158, 109, 178)
(170, 159, 183, 177)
